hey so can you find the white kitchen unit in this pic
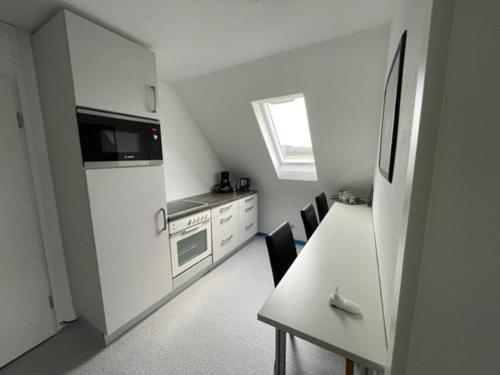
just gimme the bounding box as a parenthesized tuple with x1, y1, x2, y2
(169, 210, 212, 280)
(238, 196, 258, 243)
(212, 194, 258, 263)
(43, 10, 157, 118)
(86, 167, 172, 334)
(32, 10, 171, 342)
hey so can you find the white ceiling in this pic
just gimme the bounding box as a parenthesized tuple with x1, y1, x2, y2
(0, 0, 394, 81)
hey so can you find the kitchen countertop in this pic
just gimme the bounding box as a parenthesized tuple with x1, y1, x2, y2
(167, 190, 257, 221)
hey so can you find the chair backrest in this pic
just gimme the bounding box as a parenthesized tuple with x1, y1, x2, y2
(301, 203, 319, 240)
(265, 222, 298, 287)
(315, 192, 329, 222)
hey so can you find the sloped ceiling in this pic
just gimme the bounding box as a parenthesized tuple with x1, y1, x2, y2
(1, 0, 394, 80)
(175, 25, 390, 239)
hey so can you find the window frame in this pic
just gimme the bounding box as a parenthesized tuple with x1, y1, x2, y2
(252, 93, 318, 181)
(260, 93, 315, 165)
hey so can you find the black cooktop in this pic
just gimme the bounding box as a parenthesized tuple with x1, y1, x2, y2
(167, 200, 207, 215)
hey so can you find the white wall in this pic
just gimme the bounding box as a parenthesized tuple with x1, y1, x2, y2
(175, 25, 389, 240)
(371, 0, 500, 373)
(158, 81, 223, 201)
(405, 1, 500, 373)
(371, 0, 437, 346)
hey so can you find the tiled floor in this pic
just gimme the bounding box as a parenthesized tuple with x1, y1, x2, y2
(1, 238, 344, 375)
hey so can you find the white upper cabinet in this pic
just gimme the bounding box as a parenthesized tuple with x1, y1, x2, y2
(64, 11, 158, 118)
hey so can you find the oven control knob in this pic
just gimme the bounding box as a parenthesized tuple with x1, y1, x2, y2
(188, 219, 192, 225)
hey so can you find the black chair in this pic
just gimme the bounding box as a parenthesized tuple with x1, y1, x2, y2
(301, 203, 319, 241)
(265, 222, 298, 286)
(315, 192, 329, 222)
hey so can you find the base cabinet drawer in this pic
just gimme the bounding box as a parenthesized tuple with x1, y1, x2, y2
(211, 202, 237, 219)
(238, 194, 257, 207)
(211, 211, 237, 239)
(239, 219, 257, 243)
(239, 203, 257, 225)
(213, 229, 238, 263)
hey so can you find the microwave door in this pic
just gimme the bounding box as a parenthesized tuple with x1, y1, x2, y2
(77, 107, 163, 168)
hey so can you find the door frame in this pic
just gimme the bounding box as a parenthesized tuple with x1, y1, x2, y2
(0, 20, 76, 323)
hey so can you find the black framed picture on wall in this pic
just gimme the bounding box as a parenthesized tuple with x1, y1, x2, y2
(379, 30, 407, 183)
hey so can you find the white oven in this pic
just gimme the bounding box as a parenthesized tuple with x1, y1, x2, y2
(169, 210, 212, 278)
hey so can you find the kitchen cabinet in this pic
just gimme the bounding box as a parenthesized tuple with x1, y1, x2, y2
(213, 228, 239, 263)
(33, 10, 167, 343)
(211, 193, 258, 262)
(86, 166, 172, 334)
(212, 204, 238, 239)
(65, 10, 158, 118)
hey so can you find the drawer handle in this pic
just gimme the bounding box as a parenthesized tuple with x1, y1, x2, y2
(221, 235, 233, 246)
(220, 215, 233, 224)
(244, 197, 254, 203)
(220, 205, 232, 213)
(244, 205, 254, 212)
(245, 222, 254, 231)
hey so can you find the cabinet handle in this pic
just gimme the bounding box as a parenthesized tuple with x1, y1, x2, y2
(220, 205, 232, 213)
(220, 215, 233, 224)
(244, 205, 254, 212)
(244, 197, 254, 203)
(221, 235, 233, 246)
(245, 222, 254, 231)
(160, 208, 167, 231)
(149, 86, 157, 113)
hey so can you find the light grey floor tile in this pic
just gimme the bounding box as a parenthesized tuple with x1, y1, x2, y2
(1, 238, 344, 375)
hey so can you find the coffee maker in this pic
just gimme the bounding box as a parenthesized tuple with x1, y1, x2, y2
(213, 171, 234, 193)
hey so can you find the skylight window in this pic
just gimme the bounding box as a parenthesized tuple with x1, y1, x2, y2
(252, 93, 317, 181)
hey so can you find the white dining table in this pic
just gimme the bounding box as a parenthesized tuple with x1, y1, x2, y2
(258, 203, 387, 375)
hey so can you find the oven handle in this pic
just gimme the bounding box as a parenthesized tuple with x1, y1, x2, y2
(181, 224, 202, 235)
(175, 220, 211, 236)
(160, 208, 167, 231)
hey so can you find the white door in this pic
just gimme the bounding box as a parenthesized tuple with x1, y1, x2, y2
(0, 78, 56, 368)
(85, 166, 173, 334)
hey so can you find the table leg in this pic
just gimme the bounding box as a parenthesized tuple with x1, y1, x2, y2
(345, 358, 354, 375)
(274, 329, 286, 375)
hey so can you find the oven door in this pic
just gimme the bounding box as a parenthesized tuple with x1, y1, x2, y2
(77, 107, 163, 168)
(170, 220, 212, 277)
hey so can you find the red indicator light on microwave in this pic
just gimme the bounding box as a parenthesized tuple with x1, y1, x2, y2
(152, 128, 157, 132)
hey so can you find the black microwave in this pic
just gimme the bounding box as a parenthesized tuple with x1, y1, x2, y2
(76, 107, 163, 168)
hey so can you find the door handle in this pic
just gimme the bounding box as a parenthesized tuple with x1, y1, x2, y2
(220, 205, 232, 213)
(160, 208, 167, 231)
(244, 205, 254, 212)
(149, 86, 157, 113)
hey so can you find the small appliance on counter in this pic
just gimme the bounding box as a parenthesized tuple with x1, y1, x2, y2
(213, 171, 234, 193)
(239, 177, 251, 192)
(331, 190, 368, 205)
